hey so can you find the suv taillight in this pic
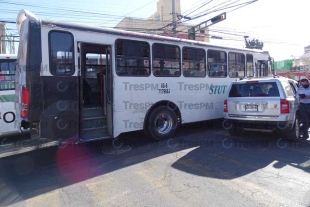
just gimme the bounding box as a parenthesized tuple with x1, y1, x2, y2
(224, 99, 228, 112)
(21, 86, 29, 118)
(280, 99, 289, 114)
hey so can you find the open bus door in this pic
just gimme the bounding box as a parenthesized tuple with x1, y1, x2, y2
(78, 43, 112, 142)
(105, 47, 113, 137)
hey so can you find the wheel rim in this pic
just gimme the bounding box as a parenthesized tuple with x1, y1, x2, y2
(295, 118, 300, 138)
(155, 113, 173, 134)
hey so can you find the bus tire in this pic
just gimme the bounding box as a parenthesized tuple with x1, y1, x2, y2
(146, 105, 177, 141)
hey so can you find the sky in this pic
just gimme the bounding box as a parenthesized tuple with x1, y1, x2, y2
(1, 0, 309, 61)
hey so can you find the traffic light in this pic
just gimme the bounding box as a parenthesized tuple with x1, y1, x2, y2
(188, 27, 195, 40)
(210, 13, 226, 24)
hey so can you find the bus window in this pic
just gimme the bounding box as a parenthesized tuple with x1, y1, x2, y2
(0, 60, 15, 90)
(207, 50, 227, 78)
(246, 54, 254, 77)
(228, 52, 245, 78)
(115, 39, 150, 77)
(153, 43, 180, 77)
(49, 31, 74, 76)
(182, 47, 206, 77)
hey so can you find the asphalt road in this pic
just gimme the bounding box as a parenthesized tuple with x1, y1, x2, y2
(0, 121, 310, 207)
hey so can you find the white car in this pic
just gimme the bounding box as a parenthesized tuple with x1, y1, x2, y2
(223, 76, 301, 140)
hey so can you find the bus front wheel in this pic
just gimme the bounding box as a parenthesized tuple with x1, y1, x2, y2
(146, 106, 177, 141)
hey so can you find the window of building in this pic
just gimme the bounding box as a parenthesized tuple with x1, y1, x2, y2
(115, 39, 150, 76)
(182, 47, 206, 77)
(0, 60, 15, 90)
(228, 52, 245, 78)
(246, 54, 254, 77)
(207, 50, 227, 78)
(153, 43, 180, 77)
(49, 31, 74, 76)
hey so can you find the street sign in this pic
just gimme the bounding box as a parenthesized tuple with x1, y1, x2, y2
(195, 12, 226, 32)
(187, 12, 226, 40)
(210, 13, 226, 24)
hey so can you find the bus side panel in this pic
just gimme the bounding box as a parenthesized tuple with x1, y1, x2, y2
(26, 20, 43, 122)
(0, 93, 18, 135)
(112, 77, 232, 138)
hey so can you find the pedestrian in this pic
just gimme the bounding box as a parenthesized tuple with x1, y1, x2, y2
(297, 78, 310, 139)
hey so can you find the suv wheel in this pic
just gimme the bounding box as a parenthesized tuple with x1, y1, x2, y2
(283, 115, 300, 141)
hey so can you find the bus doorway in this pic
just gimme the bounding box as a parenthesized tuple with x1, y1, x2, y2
(78, 43, 113, 141)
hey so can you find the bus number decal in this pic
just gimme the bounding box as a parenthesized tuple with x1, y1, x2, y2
(159, 83, 170, 94)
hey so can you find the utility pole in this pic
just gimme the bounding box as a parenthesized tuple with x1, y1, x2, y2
(172, 0, 176, 37)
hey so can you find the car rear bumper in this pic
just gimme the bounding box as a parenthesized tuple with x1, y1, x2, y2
(223, 113, 293, 131)
(223, 112, 291, 121)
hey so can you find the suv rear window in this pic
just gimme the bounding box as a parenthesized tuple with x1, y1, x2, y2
(229, 82, 280, 97)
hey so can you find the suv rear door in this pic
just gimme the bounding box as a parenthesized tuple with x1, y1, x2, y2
(227, 80, 281, 117)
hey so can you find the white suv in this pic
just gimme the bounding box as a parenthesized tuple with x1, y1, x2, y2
(223, 76, 301, 140)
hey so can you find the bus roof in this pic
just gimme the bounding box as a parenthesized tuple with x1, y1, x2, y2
(17, 9, 270, 56)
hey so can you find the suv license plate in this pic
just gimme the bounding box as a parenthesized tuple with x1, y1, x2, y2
(245, 104, 258, 111)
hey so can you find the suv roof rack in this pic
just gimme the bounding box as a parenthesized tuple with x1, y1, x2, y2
(235, 75, 291, 82)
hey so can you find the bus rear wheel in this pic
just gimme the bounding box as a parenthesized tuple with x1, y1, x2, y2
(146, 106, 177, 141)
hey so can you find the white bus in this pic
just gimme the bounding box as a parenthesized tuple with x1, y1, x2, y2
(0, 54, 19, 136)
(14, 9, 273, 145)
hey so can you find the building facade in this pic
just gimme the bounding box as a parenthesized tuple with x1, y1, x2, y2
(114, 0, 210, 42)
(275, 45, 310, 80)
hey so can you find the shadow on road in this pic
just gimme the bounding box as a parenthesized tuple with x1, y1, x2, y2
(171, 130, 310, 179)
(0, 120, 309, 206)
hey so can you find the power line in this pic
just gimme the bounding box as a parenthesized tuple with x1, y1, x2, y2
(182, 0, 208, 15)
(0, 1, 151, 22)
(1, 1, 303, 47)
(0, 20, 15, 24)
(226, 0, 256, 13)
(170, 0, 246, 33)
(190, 0, 241, 18)
(105, 0, 158, 25)
(123, 0, 158, 16)
(184, 0, 256, 23)
(184, 0, 214, 17)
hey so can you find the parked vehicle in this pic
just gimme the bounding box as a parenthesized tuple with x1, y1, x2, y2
(0, 54, 20, 136)
(15, 9, 273, 142)
(223, 76, 301, 140)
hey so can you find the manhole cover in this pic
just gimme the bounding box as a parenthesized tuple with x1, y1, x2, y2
(102, 145, 131, 154)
